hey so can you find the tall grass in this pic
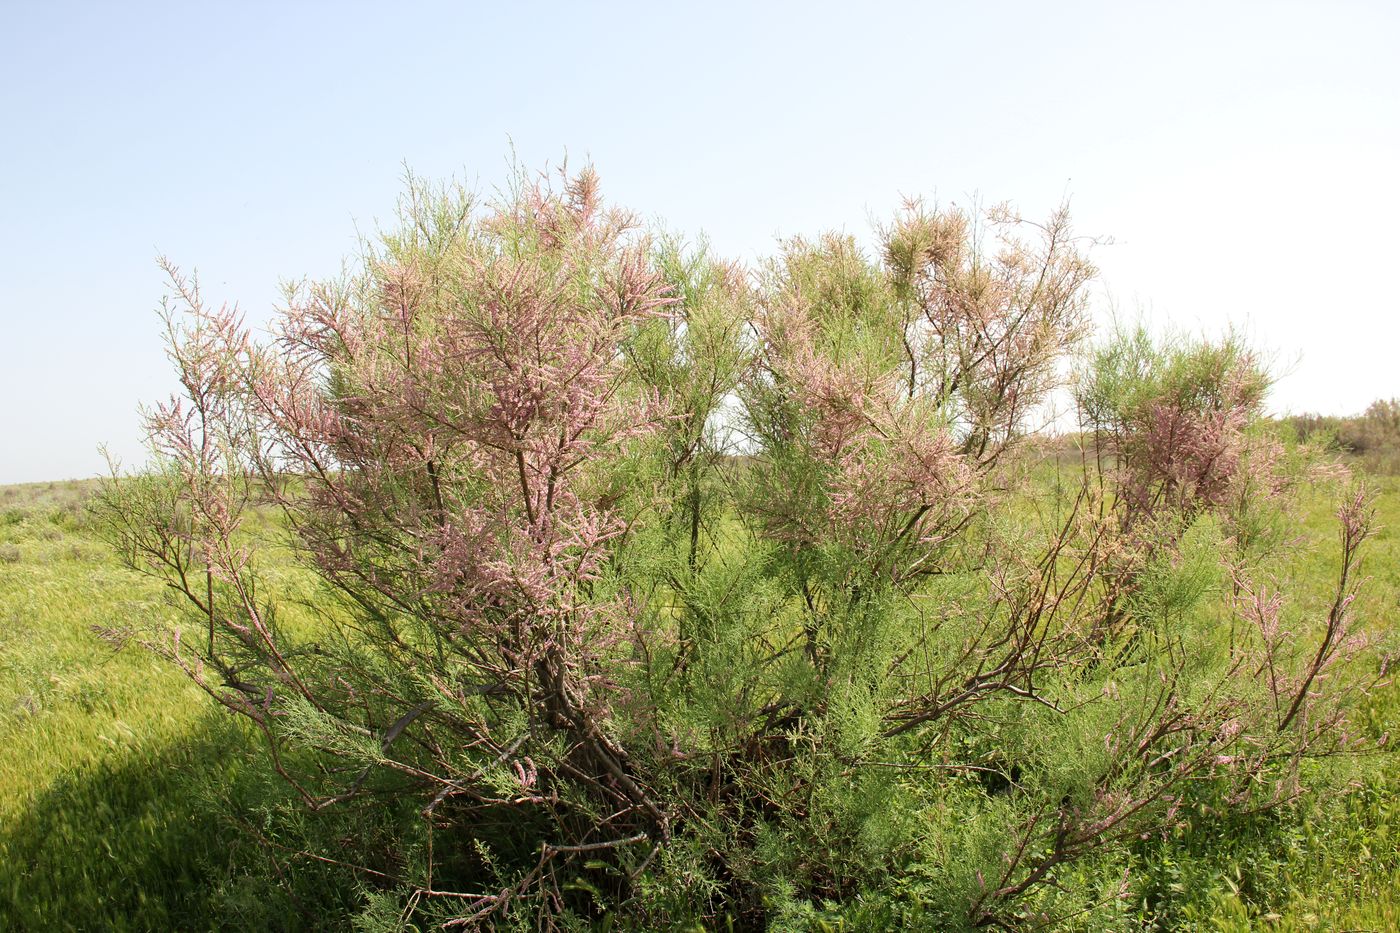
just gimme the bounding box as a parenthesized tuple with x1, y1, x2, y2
(0, 483, 361, 930)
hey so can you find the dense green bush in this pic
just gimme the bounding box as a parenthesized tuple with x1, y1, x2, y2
(91, 165, 1390, 930)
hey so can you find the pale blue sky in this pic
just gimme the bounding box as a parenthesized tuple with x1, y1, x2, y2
(2, 1, 1396, 483)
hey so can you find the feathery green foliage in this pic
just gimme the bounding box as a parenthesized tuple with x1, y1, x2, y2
(5, 164, 1397, 931)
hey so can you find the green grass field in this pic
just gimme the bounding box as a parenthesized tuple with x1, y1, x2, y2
(1, 472, 1397, 931)
(0, 482, 358, 931)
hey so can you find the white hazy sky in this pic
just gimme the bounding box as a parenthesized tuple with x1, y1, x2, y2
(1, 0, 1396, 484)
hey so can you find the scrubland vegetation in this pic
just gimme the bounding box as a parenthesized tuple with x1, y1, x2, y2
(1288, 399, 1400, 477)
(2, 166, 1398, 931)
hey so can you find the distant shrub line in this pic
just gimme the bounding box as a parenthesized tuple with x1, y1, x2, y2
(1288, 399, 1400, 475)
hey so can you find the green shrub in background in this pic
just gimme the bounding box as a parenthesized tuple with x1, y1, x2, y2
(1290, 398, 1400, 475)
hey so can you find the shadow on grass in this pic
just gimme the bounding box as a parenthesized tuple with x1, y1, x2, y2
(0, 710, 364, 932)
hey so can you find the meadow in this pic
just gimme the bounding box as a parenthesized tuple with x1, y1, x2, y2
(0, 480, 362, 930)
(0, 460, 1396, 932)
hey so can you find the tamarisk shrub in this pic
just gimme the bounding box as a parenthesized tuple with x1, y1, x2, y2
(96, 166, 1383, 930)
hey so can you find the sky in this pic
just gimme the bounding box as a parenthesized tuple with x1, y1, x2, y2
(1, 0, 1397, 484)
